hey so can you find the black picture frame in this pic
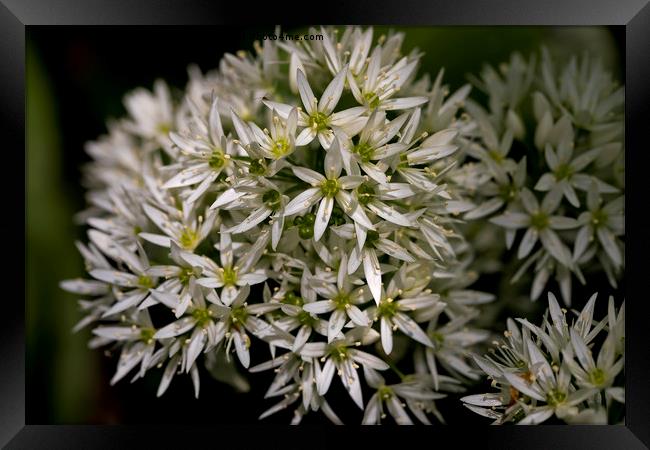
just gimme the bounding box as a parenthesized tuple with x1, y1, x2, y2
(7, 0, 650, 448)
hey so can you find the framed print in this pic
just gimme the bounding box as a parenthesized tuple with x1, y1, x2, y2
(6, 0, 650, 448)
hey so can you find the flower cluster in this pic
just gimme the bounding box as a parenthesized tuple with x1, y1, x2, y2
(61, 26, 496, 424)
(462, 292, 624, 424)
(454, 50, 624, 304)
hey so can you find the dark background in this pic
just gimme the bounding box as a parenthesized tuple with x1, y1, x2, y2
(26, 26, 623, 425)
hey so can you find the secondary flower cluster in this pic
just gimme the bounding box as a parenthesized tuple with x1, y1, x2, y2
(453, 50, 624, 304)
(462, 292, 624, 424)
(61, 26, 495, 424)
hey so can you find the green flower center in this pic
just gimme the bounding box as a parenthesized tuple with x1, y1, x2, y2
(249, 159, 266, 175)
(297, 310, 318, 327)
(329, 344, 349, 362)
(271, 138, 291, 158)
(377, 299, 398, 318)
(357, 183, 375, 206)
(178, 267, 195, 286)
(588, 368, 606, 386)
(262, 190, 282, 211)
(222, 267, 238, 286)
(363, 91, 381, 109)
(530, 212, 549, 230)
(209, 149, 226, 170)
(591, 209, 608, 227)
(489, 150, 505, 163)
(378, 385, 393, 400)
(309, 111, 330, 131)
(320, 179, 341, 198)
(353, 142, 374, 163)
(179, 227, 198, 250)
(157, 122, 172, 134)
(140, 327, 156, 343)
(555, 163, 573, 180)
(230, 306, 248, 325)
(499, 183, 517, 201)
(137, 275, 154, 289)
(546, 389, 567, 406)
(192, 308, 212, 328)
(431, 331, 445, 347)
(333, 292, 351, 310)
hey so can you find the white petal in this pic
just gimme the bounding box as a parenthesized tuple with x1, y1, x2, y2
(303, 300, 336, 315)
(227, 206, 272, 234)
(393, 313, 433, 347)
(292, 325, 312, 353)
(340, 358, 364, 409)
(154, 317, 196, 339)
(375, 238, 415, 263)
(335, 190, 375, 230)
(317, 358, 336, 395)
(382, 96, 428, 111)
(517, 227, 539, 259)
(139, 233, 172, 247)
(349, 349, 389, 370)
(380, 316, 393, 354)
(367, 201, 411, 226)
(461, 393, 505, 407)
(292, 166, 325, 185)
(185, 328, 207, 372)
(363, 248, 382, 304)
(517, 407, 554, 425)
(314, 196, 334, 241)
(284, 188, 322, 216)
(540, 229, 572, 266)
(327, 309, 347, 343)
(329, 106, 367, 126)
(503, 372, 545, 402)
(318, 65, 348, 115)
(92, 326, 139, 341)
(157, 355, 180, 397)
(490, 212, 529, 229)
(233, 331, 250, 368)
(162, 164, 209, 188)
(597, 227, 622, 268)
(295, 127, 317, 146)
(386, 395, 413, 424)
(347, 304, 370, 326)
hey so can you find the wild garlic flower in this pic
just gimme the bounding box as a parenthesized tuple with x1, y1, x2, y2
(457, 48, 624, 304)
(462, 292, 624, 424)
(61, 26, 615, 425)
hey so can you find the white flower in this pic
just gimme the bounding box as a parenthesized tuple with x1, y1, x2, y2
(535, 140, 615, 207)
(310, 328, 389, 409)
(61, 27, 624, 426)
(188, 227, 269, 305)
(139, 203, 217, 250)
(490, 188, 578, 266)
(362, 367, 446, 425)
(163, 97, 238, 203)
(264, 67, 367, 149)
(301, 254, 371, 343)
(573, 183, 624, 273)
(123, 79, 174, 142)
(348, 46, 428, 111)
(464, 292, 625, 425)
(282, 139, 373, 241)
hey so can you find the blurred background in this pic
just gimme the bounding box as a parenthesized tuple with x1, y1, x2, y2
(26, 26, 623, 424)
